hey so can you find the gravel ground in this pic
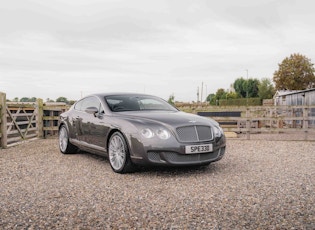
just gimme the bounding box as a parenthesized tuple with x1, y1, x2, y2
(0, 137, 314, 229)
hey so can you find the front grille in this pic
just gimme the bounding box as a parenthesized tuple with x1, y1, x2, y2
(166, 151, 219, 163)
(147, 150, 221, 164)
(176, 125, 213, 142)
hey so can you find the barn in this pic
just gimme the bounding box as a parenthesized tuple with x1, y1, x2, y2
(274, 88, 315, 127)
(274, 88, 315, 106)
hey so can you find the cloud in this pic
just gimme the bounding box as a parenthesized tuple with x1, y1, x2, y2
(1, 0, 315, 101)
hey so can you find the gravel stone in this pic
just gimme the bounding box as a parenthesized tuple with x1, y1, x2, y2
(0, 137, 314, 229)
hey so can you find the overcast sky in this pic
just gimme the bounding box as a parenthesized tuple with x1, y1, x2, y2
(1, 0, 315, 102)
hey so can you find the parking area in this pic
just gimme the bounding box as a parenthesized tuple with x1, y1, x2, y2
(1, 138, 314, 229)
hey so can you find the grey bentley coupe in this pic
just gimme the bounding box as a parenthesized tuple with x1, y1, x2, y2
(58, 93, 226, 173)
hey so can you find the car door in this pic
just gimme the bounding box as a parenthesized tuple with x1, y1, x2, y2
(72, 99, 85, 142)
(80, 96, 110, 150)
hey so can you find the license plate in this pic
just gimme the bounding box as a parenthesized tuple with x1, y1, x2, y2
(185, 144, 213, 154)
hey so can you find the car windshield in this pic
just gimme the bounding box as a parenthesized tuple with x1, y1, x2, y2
(105, 95, 178, 112)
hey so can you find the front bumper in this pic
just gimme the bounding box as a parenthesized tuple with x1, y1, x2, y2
(146, 146, 225, 165)
(129, 134, 226, 166)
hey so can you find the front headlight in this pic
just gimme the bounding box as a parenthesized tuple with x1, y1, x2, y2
(141, 128, 154, 138)
(156, 128, 171, 140)
(213, 126, 224, 138)
(140, 128, 171, 140)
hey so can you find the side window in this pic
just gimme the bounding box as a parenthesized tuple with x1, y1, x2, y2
(74, 100, 84, 111)
(74, 97, 104, 113)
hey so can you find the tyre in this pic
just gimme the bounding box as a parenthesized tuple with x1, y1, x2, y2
(59, 125, 78, 154)
(108, 132, 135, 173)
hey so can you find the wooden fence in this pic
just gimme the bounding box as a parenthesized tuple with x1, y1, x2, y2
(43, 103, 68, 137)
(1, 91, 315, 147)
(0, 92, 68, 148)
(178, 104, 315, 140)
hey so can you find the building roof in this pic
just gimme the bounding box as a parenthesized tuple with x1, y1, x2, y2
(274, 88, 315, 98)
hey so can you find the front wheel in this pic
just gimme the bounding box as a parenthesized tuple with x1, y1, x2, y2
(59, 125, 78, 154)
(108, 132, 135, 173)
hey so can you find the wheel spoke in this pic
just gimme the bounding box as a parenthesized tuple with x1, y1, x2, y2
(109, 134, 127, 171)
(59, 127, 68, 152)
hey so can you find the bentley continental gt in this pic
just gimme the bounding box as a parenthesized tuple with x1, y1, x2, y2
(58, 93, 226, 173)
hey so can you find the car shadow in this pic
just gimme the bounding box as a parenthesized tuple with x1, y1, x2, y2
(74, 150, 226, 176)
(135, 162, 225, 176)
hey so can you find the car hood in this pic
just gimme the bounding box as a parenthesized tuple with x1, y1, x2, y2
(116, 111, 219, 127)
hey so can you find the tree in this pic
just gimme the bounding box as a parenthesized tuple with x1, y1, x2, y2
(206, 89, 227, 106)
(19, 97, 37, 102)
(246, 78, 259, 98)
(233, 77, 260, 98)
(168, 94, 175, 105)
(46, 98, 55, 102)
(233, 78, 247, 98)
(56, 97, 69, 104)
(258, 78, 275, 100)
(68, 100, 76, 105)
(215, 88, 227, 100)
(226, 91, 238, 100)
(206, 93, 215, 104)
(29, 97, 37, 102)
(20, 97, 30, 102)
(273, 53, 315, 90)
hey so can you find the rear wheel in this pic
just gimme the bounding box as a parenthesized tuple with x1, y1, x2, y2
(108, 132, 135, 173)
(59, 125, 78, 154)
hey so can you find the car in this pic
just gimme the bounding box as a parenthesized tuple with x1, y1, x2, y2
(58, 93, 226, 173)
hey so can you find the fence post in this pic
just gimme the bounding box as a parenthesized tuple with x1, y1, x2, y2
(0, 92, 7, 148)
(37, 98, 44, 138)
(246, 107, 250, 140)
(303, 106, 309, 141)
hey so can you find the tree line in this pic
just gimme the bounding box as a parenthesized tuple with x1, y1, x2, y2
(7, 96, 76, 105)
(169, 53, 315, 105)
(208, 53, 315, 105)
(206, 77, 275, 105)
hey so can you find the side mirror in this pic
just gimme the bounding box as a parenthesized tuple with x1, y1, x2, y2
(85, 107, 99, 116)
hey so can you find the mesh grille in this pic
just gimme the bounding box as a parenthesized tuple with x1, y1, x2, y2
(147, 151, 221, 164)
(176, 125, 213, 142)
(176, 126, 198, 142)
(167, 152, 199, 162)
(196, 126, 213, 141)
(148, 152, 162, 163)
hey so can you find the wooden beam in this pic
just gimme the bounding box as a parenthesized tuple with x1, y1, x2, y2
(37, 98, 44, 138)
(0, 92, 7, 148)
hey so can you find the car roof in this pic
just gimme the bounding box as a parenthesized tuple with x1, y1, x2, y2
(90, 92, 155, 98)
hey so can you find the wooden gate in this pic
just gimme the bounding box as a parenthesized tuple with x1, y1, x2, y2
(0, 92, 68, 148)
(6, 102, 39, 145)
